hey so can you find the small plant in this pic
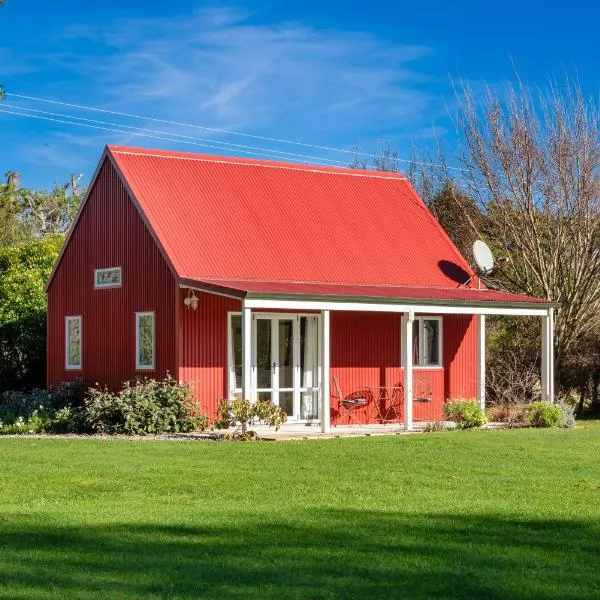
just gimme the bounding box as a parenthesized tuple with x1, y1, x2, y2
(555, 400, 576, 428)
(526, 402, 563, 428)
(443, 399, 488, 429)
(422, 419, 447, 433)
(214, 398, 287, 439)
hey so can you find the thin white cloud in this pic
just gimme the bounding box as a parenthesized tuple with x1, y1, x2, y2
(2, 5, 449, 181)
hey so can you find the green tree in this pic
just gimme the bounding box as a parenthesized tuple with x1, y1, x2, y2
(0, 235, 63, 392)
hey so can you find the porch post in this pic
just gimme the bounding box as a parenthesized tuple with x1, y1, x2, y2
(403, 311, 414, 432)
(321, 309, 331, 433)
(477, 315, 486, 411)
(541, 308, 555, 403)
(241, 303, 252, 401)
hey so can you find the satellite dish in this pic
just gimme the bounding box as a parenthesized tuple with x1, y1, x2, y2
(473, 240, 494, 274)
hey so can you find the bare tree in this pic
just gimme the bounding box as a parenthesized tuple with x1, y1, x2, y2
(455, 81, 600, 365)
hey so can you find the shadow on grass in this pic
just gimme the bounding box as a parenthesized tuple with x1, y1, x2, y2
(0, 510, 598, 599)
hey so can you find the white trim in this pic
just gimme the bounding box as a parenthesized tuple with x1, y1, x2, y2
(65, 315, 82, 370)
(94, 266, 122, 289)
(227, 311, 241, 399)
(241, 304, 252, 400)
(243, 298, 549, 316)
(321, 310, 331, 433)
(135, 311, 155, 370)
(477, 315, 486, 410)
(403, 311, 414, 431)
(541, 308, 555, 403)
(401, 316, 443, 368)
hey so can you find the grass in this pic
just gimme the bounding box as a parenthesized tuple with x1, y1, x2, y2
(1, 422, 599, 599)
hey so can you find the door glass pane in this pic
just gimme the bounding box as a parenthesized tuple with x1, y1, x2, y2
(300, 317, 317, 389)
(279, 391, 294, 416)
(231, 315, 242, 390)
(423, 319, 440, 365)
(301, 391, 319, 420)
(412, 322, 420, 365)
(257, 391, 272, 403)
(278, 320, 294, 389)
(256, 319, 272, 389)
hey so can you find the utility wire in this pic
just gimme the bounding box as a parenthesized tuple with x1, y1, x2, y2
(0, 103, 351, 167)
(0, 107, 344, 166)
(6, 91, 467, 173)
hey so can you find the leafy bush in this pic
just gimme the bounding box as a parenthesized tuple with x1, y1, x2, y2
(555, 400, 576, 429)
(84, 376, 205, 435)
(0, 379, 86, 434)
(215, 397, 287, 439)
(526, 402, 563, 428)
(443, 399, 488, 429)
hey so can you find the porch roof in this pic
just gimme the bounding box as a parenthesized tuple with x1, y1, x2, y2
(181, 277, 555, 310)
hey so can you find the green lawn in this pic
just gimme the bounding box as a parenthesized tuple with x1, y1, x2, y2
(1, 423, 599, 599)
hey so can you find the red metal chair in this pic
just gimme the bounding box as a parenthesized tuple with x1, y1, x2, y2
(332, 376, 373, 423)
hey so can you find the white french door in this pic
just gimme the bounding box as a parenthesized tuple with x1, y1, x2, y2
(230, 314, 318, 421)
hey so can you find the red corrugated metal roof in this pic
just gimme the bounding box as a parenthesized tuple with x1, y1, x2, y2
(181, 277, 550, 305)
(107, 145, 477, 288)
(55, 144, 548, 307)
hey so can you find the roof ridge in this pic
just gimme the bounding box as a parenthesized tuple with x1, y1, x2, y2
(109, 148, 408, 180)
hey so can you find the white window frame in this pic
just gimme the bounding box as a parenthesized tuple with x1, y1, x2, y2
(94, 266, 122, 289)
(65, 315, 82, 370)
(401, 316, 443, 369)
(135, 311, 155, 370)
(228, 311, 242, 399)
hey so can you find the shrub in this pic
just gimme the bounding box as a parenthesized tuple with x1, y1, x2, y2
(526, 402, 563, 428)
(443, 399, 488, 429)
(84, 376, 205, 435)
(487, 402, 527, 427)
(215, 397, 287, 439)
(0, 380, 86, 434)
(555, 400, 576, 429)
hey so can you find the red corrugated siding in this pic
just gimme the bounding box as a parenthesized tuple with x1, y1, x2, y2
(329, 312, 477, 425)
(47, 159, 177, 390)
(178, 290, 241, 418)
(444, 314, 478, 400)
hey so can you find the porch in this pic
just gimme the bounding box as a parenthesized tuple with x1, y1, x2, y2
(228, 288, 557, 433)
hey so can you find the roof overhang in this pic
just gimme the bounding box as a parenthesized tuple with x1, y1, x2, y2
(241, 295, 555, 316)
(180, 278, 558, 316)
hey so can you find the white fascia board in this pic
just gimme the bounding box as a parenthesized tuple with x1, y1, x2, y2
(242, 298, 550, 317)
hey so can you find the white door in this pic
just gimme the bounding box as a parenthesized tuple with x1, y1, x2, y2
(252, 314, 320, 421)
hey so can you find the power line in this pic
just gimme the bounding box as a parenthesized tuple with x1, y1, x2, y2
(6, 91, 467, 173)
(0, 103, 351, 167)
(0, 107, 345, 166)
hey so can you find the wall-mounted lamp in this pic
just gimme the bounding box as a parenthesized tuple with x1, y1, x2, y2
(184, 289, 199, 311)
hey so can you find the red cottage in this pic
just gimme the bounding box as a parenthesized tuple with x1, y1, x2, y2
(46, 145, 556, 431)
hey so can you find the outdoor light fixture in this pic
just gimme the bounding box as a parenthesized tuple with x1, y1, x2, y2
(184, 289, 199, 311)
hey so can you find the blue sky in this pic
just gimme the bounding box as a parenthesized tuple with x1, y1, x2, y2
(0, 0, 597, 189)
